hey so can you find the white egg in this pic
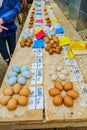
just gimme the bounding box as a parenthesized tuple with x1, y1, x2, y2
(57, 65, 63, 72)
(50, 66, 56, 71)
(51, 74, 58, 81)
(61, 69, 69, 75)
(49, 70, 56, 75)
(58, 74, 66, 81)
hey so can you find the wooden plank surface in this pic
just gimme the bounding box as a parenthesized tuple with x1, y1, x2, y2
(0, 0, 87, 129)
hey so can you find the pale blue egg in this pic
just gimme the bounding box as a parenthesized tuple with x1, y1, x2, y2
(7, 77, 17, 86)
(7, 71, 17, 78)
(12, 66, 20, 73)
(21, 66, 29, 72)
(21, 71, 31, 78)
(18, 76, 26, 85)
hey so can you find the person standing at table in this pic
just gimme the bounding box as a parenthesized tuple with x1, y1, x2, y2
(0, 0, 20, 65)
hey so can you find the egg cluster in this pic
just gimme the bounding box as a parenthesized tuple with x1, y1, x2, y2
(0, 84, 30, 111)
(49, 65, 69, 81)
(28, 8, 35, 28)
(7, 66, 31, 86)
(49, 80, 79, 107)
(20, 38, 33, 47)
(44, 36, 62, 55)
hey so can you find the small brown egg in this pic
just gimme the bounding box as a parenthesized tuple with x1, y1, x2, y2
(18, 96, 28, 106)
(19, 88, 30, 97)
(49, 49, 54, 55)
(25, 42, 31, 47)
(66, 89, 79, 99)
(64, 81, 73, 91)
(53, 38, 59, 43)
(29, 21, 33, 25)
(63, 95, 74, 107)
(27, 38, 33, 43)
(28, 25, 33, 28)
(58, 46, 62, 50)
(48, 36, 53, 40)
(50, 40, 54, 45)
(53, 95, 63, 106)
(3, 87, 13, 96)
(20, 41, 26, 47)
(7, 98, 17, 110)
(45, 46, 50, 51)
(13, 83, 22, 94)
(55, 48, 61, 54)
(45, 38, 50, 44)
(46, 17, 49, 20)
(0, 96, 11, 106)
(54, 80, 63, 91)
(49, 88, 60, 97)
(53, 43, 58, 48)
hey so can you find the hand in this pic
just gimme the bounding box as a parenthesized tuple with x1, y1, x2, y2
(0, 25, 8, 32)
(0, 18, 4, 25)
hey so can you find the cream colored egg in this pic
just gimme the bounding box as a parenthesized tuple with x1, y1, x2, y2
(61, 69, 69, 75)
(49, 70, 56, 75)
(57, 65, 63, 71)
(51, 74, 58, 81)
(50, 66, 56, 71)
(58, 74, 66, 81)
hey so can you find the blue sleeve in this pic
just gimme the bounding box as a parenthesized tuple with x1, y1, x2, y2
(1, 0, 20, 23)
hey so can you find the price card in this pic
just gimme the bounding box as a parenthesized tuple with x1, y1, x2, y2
(31, 69, 37, 75)
(56, 33, 64, 38)
(28, 87, 44, 110)
(35, 25, 41, 30)
(28, 97, 36, 109)
(32, 62, 38, 69)
(34, 29, 41, 34)
(50, 18, 58, 23)
(66, 49, 75, 60)
(59, 37, 70, 46)
(47, 5, 52, 9)
(35, 22, 42, 26)
(30, 76, 37, 85)
(32, 49, 42, 56)
(36, 69, 43, 76)
(36, 76, 43, 84)
(64, 56, 72, 65)
(71, 71, 78, 82)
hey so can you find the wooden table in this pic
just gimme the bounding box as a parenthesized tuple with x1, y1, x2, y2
(0, 0, 87, 129)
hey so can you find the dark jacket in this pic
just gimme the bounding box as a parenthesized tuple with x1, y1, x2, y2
(0, 0, 20, 37)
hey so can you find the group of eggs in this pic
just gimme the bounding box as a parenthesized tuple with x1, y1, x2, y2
(44, 36, 62, 55)
(7, 66, 31, 86)
(0, 84, 30, 111)
(28, 8, 35, 29)
(49, 80, 79, 107)
(20, 38, 33, 47)
(49, 65, 69, 81)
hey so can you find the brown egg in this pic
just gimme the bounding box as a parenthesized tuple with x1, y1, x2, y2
(13, 83, 22, 94)
(0, 96, 11, 106)
(66, 89, 79, 99)
(46, 17, 49, 20)
(50, 40, 54, 45)
(7, 98, 17, 110)
(53, 43, 58, 48)
(49, 88, 60, 97)
(19, 88, 30, 97)
(45, 46, 50, 51)
(55, 48, 61, 54)
(64, 81, 73, 91)
(49, 49, 54, 55)
(20, 41, 26, 47)
(54, 80, 63, 91)
(28, 25, 32, 28)
(25, 42, 31, 47)
(53, 38, 59, 43)
(58, 46, 62, 50)
(45, 38, 50, 44)
(18, 96, 28, 106)
(27, 38, 33, 43)
(48, 36, 53, 40)
(3, 87, 13, 96)
(29, 21, 33, 25)
(63, 95, 74, 107)
(53, 95, 63, 106)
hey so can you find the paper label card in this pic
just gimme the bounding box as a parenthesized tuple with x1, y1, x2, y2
(59, 37, 70, 46)
(32, 39, 44, 48)
(28, 87, 44, 110)
(32, 48, 42, 56)
(50, 18, 58, 22)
